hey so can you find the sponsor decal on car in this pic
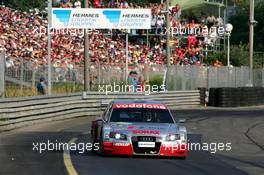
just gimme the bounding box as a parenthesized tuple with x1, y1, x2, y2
(113, 142, 130, 146)
(138, 142, 155, 148)
(132, 130, 160, 135)
(113, 104, 167, 109)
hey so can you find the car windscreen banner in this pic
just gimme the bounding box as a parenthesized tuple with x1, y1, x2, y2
(113, 104, 167, 110)
(51, 8, 151, 29)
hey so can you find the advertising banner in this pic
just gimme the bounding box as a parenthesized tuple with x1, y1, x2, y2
(52, 8, 151, 29)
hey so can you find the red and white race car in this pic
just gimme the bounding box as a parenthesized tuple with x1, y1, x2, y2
(91, 100, 187, 158)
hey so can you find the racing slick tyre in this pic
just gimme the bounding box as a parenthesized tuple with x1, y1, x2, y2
(91, 131, 98, 153)
(96, 131, 105, 156)
(91, 139, 98, 153)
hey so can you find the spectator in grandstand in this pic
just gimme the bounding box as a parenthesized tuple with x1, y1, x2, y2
(206, 14, 216, 28)
(151, 13, 158, 32)
(187, 34, 197, 48)
(175, 46, 185, 63)
(120, 0, 129, 8)
(172, 4, 181, 21)
(0, 3, 208, 68)
(60, 0, 73, 8)
(107, 0, 116, 8)
(156, 15, 165, 34)
(216, 16, 224, 26)
(188, 13, 198, 24)
(93, 0, 101, 8)
(37, 77, 46, 95)
(74, 0, 82, 8)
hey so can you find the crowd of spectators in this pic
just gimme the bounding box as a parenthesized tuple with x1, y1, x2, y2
(0, 6, 48, 69)
(0, 1, 225, 70)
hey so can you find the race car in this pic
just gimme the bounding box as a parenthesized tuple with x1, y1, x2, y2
(91, 100, 187, 158)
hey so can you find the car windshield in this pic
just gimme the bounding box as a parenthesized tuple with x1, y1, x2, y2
(110, 108, 174, 123)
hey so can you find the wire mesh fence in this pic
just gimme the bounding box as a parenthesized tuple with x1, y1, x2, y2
(3, 57, 264, 97)
(5, 62, 126, 96)
(166, 65, 264, 90)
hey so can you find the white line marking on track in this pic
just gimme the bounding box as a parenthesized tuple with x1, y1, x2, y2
(63, 137, 78, 175)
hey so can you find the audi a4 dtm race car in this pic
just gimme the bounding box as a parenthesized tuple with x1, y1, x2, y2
(91, 100, 188, 158)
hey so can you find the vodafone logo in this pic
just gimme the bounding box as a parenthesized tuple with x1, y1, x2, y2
(113, 104, 167, 109)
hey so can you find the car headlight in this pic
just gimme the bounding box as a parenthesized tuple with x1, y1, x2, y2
(109, 132, 127, 140)
(180, 133, 187, 141)
(166, 134, 181, 141)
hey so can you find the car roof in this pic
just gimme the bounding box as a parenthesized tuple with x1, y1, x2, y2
(112, 100, 164, 105)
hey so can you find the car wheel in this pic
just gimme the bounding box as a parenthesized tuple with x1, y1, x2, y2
(91, 132, 98, 153)
(96, 133, 104, 156)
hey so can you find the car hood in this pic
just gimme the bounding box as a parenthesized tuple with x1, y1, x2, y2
(108, 122, 178, 135)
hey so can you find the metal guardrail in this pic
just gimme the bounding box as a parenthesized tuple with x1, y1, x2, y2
(0, 90, 201, 132)
(82, 91, 201, 107)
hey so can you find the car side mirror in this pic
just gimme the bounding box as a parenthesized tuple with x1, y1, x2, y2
(178, 119, 186, 123)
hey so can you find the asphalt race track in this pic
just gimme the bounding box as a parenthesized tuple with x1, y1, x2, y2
(0, 107, 263, 175)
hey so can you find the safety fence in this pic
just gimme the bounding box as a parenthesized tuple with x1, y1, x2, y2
(166, 65, 264, 90)
(4, 57, 165, 87)
(82, 90, 201, 107)
(0, 90, 201, 132)
(4, 61, 264, 94)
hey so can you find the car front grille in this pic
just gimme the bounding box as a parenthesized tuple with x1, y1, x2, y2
(131, 136, 161, 155)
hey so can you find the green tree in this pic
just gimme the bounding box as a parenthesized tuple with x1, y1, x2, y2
(229, 1, 264, 51)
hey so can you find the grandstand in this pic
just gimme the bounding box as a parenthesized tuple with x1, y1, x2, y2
(0, 1, 226, 67)
(1, 0, 263, 97)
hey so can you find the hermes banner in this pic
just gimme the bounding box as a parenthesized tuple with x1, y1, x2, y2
(52, 8, 151, 29)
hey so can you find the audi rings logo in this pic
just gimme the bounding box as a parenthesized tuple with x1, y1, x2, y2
(139, 137, 154, 142)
